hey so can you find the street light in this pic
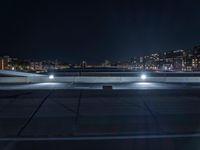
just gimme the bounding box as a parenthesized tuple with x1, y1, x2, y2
(140, 74, 147, 80)
(49, 74, 54, 80)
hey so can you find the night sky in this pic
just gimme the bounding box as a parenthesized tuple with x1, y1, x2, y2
(1, 0, 200, 63)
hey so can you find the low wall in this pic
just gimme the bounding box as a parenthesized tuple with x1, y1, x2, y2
(0, 77, 28, 83)
(0, 70, 45, 77)
(0, 76, 200, 83)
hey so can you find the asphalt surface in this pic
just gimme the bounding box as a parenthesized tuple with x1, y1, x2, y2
(1, 87, 200, 149)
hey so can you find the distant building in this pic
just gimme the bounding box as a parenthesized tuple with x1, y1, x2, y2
(102, 60, 111, 67)
(0, 56, 11, 70)
(130, 49, 193, 72)
(158, 50, 186, 71)
(144, 54, 160, 71)
(192, 45, 200, 71)
(30, 61, 43, 71)
(172, 50, 186, 71)
(162, 51, 174, 71)
(131, 57, 141, 70)
(185, 51, 193, 71)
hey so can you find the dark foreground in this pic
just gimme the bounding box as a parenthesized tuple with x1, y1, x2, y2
(1, 89, 200, 150)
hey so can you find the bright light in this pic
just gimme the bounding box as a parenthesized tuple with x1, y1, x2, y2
(49, 74, 54, 79)
(140, 74, 147, 80)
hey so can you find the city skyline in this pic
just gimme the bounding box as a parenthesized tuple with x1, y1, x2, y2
(1, 44, 200, 72)
(0, 48, 193, 62)
(0, 44, 199, 63)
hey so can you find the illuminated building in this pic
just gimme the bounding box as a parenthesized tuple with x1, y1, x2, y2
(192, 45, 200, 71)
(0, 56, 11, 70)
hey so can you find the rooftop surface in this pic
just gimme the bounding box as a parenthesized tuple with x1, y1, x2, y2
(1, 85, 200, 149)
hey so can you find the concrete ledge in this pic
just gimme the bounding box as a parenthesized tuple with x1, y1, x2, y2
(0, 77, 28, 83)
(0, 76, 200, 83)
(0, 70, 46, 77)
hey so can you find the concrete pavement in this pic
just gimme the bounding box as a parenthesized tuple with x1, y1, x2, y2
(0, 90, 200, 137)
(1, 89, 200, 149)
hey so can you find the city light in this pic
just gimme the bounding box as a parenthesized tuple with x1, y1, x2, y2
(49, 74, 54, 80)
(140, 74, 147, 80)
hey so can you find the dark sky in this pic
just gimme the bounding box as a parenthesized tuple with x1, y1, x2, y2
(0, 0, 200, 63)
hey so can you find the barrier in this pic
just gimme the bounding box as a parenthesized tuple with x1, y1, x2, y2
(0, 76, 200, 83)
